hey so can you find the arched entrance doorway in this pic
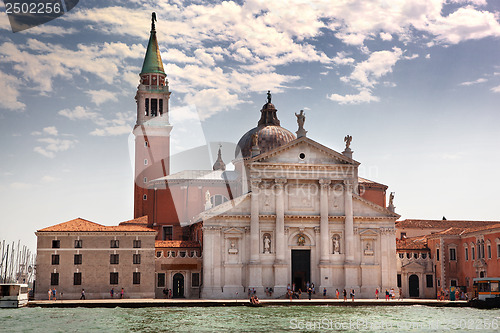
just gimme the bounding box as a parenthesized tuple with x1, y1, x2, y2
(409, 274, 419, 298)
(173, 273, 184, 298)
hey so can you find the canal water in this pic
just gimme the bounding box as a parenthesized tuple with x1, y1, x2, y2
(1, 305, 500, 332)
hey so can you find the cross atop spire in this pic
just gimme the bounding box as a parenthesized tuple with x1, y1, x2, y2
(141, 12, 165, 75)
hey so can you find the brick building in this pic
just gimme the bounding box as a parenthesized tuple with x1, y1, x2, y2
(35, 217, 156, 300)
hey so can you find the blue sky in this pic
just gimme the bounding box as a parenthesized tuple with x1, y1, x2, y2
(1, 0, 500, 250)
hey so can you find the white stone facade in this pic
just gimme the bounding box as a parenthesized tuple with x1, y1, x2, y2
(198, 136, 399, 298)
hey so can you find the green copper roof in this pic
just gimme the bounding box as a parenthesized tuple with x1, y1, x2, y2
(140, 28, 165, 75)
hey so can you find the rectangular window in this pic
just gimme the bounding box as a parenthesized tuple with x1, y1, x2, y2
(143, 194, 147, 200)
(144, 141, 149, 147)
(397, 274, 402, 288)
(74, 240, 82, 248)
(74, 254, 82, 265)
(133, 254, 141, 264)
(426, 274, 433, 288)
(51, 272, 59, 285)
(192, 273, 200, 287)
(133, 272, 141, 285)
(110, 254, 119, 264)
(487, 245, 491, 259)
(472, 247, 475, 260)
(162, 226, 173, 241)
(151, 98, 157, 117)
(145, 98, 149, 116)
(159, 99, 163, 115)
(52, 240, 60, 249)
(157, 273, 165, 288)
(143, 177, 147, 183)
(144, 159, 148, 165)
(74, 272, 82, 285)
(465, 248, 469, 261)
(133, 240, 142, 248)
(156, 251, 162, 258)
(497, 244, 500, 258)
(437, 279, 440, 287)
(52, 254, 60, 265)
(449, 248, 456, 261)
(436, 248, 440, 261)
(450, 279, 457, 287)
(110, 272, 119, 285)
(110, 240, 119, 248)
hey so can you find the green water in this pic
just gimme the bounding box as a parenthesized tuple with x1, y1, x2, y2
(1, 306, 500, 332)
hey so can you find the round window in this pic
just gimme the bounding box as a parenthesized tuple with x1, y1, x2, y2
(299, 153, 305, 160)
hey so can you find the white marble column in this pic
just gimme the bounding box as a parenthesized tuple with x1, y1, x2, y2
(344, 180, 354, 262)
(249, 178, 263, 291)
(250, 178, 261, 263)
(274, 178, 288, 293)
(275, 178, 286, 263)
(319, 179, 331, 263)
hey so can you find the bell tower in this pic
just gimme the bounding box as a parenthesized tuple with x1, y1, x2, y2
(133, 13, 172, 219)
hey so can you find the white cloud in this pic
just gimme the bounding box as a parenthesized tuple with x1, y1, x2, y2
(460, 78, 487, 86)
(43, 126, 58, 136)
(41, 175, 59, 183)
(379, 32, 393, 41)
(344, 47, 403, 88)
(425, 54, 431, 59)
(10, 182, 32, 190)
(86, 90, 119, 106)
(327, 89, 380, 105)
(0, 71, 26, 111)
(491, 85, 500, 93)
(58, 106, 99, 120)
(90, 125, 132, 137)
(183, 88, 244, 120)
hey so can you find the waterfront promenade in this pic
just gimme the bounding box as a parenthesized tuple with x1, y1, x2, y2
(27, 298, 469, 308)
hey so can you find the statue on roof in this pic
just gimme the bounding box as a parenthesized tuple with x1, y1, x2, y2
(344, 135, 352, 149)
(295, 110, 305, 129)
(252, 132, 259, 147)
(267, 90, 272, 104)
(388, 192, 395, 212)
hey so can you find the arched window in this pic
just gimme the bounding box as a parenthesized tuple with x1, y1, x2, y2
(210, 194, 229, 207)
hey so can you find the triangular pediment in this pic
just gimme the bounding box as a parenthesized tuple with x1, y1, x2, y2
(353, 194, 400, 219)
(250, 136, 360, 166)
(190, 193, 251, 224)
(402, 261, 426, 271)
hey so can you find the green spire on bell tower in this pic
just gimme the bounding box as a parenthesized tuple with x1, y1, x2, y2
(140, 12, 165, 75)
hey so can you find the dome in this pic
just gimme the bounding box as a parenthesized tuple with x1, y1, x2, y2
(235, 92, 296, 159)
(235, 125, 296, 159)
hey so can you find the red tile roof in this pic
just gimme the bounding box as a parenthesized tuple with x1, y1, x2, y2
(396, 236, 429, 250)
(119, 216, 149, 226)
(155, 240, 201, 248)
(37, 218, 156, 232)
(396, 219, 500, 229)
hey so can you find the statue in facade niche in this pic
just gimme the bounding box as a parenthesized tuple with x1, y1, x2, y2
(263, 235, 271, 253)
(252, 133, 259, 147)
(333, 236, 340, 254)
(204, 190, 212, 210)
(297, 234, 306, 246)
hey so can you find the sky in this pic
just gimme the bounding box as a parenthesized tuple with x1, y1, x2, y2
(0, 0, 499, 251)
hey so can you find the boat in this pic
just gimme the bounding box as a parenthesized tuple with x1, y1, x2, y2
(468, 278, 500, 309)
(0, 284, 29, 308)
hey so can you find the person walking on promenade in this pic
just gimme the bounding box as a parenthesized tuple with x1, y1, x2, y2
(110, 288, 114, 298)
(399, 288, 403, 300)
(385, 289, 389, 301)
(120, 288, 124, 299)
(350, 289, 355, 302)
(52, 288, 57, 301)
(323, 288, 327, 298)
(307, 286, 312, 300)
(168, 289, 172, 299)
(312, 283, 315, 294)
(80, 289, 86, 300)
(375, 288, 379, 299)
(336, 289, 339, 299)
(343, 289, 347, 302)
(288, 290, 293, 302)
(48, 289, 51, 300)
